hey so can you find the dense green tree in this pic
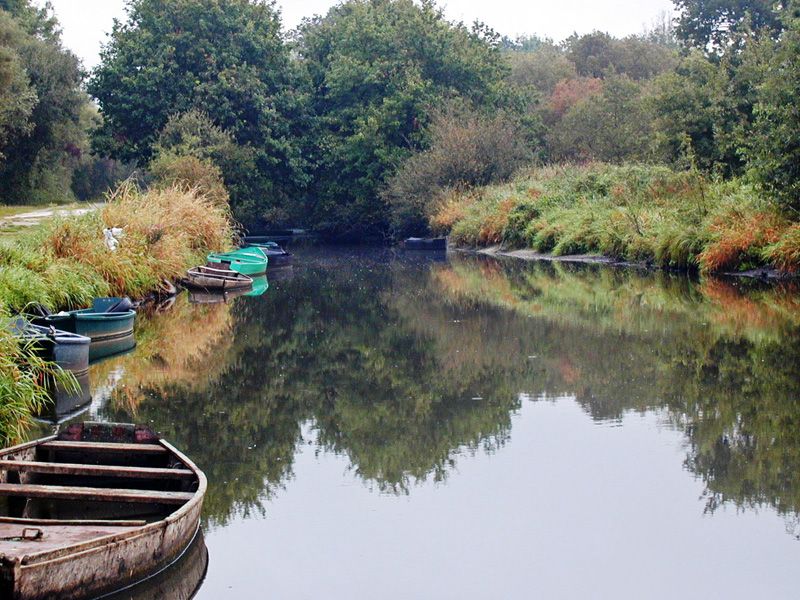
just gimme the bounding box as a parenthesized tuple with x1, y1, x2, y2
(506, 43, 576, 96)
(673, 0, 786, 49)
(650, 51, 726, 170)
(296, 0, 510, 239)
(0, 0, 58, 39)
(565, 30, 677, 80)
(550, 74, 652, 162)
(0, 2, 85, 204)
(88, 0, 310, 225)
(0, 12, 36, 160)
(745, 11, 800, 210)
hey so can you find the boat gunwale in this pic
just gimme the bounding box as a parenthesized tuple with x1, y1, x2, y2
(186, 265, 253, 282)
(70, 309, 136, 323)
(0, 435, 206, 568)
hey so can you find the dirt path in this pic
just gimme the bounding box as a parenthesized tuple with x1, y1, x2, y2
(0, 205, 98, 228)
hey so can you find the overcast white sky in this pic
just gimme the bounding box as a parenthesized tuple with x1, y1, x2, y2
(43, 0, 675, 70)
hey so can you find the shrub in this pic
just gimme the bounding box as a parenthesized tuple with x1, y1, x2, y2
(0, 181, 236, 311)
(763, 225, 800, 273)
(431, 162, 800, 274)
(698, 210, 786, 273)
(384, 105, 533, 238)
(150, 153, 230, 207)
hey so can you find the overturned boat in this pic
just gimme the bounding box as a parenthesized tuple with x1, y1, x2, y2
(0, 422, 206, 600)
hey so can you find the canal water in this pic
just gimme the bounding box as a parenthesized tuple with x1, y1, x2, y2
(37, 247, 800, 599)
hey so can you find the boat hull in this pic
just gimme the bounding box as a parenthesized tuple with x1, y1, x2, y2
(0, 424, 206, 600)
(33, 310, 136, 362)
(403, 237, 447, 251)
(206, 249, 268, 276)
(185, 266, 253, 292)
(9, 502, 202, 600)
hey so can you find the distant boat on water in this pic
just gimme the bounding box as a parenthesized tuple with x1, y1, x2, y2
(403, 237, 447, 251)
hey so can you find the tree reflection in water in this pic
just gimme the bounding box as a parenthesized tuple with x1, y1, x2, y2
(78, 248, 800, 537)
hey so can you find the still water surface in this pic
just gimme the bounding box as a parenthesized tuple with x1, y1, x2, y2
(40, 247, 800, 599)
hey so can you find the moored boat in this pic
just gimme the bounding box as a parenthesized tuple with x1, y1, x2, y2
(242, 241, 293, 267)
(0, 421, 206, 600)
(8, 319, 91, 376)
(184, 265, 253, 292)
(206, 248, 268, 276)
(29, 298, 136, 362)
(402, 237, 447, 251)
(8, 319, 93, 420)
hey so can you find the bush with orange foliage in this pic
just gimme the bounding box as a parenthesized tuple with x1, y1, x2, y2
(547, 77, 603, 120)
(699, 211, 787, 273)
(763, 225, 800, 273)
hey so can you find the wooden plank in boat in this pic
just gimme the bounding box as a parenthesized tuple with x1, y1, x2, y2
(0, 516, 147, 526)
(39, 441, 168, 454)
(0, 460, 193, 479)
(0, 484, 193, 504)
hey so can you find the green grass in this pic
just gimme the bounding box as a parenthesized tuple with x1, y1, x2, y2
(433, 163, 800, 274)
(0, 184, 235, 445)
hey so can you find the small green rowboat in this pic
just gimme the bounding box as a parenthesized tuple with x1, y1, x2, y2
(30, 298, 136, 361)
(206, 248, 268, 276)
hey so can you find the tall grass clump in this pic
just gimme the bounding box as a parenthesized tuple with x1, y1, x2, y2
(0, 310, 78, 445)
(31, 182, 235, 300)
(433, 162, 800, 274)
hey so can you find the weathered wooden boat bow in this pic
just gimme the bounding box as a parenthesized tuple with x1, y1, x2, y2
(0, 422, 206, 600)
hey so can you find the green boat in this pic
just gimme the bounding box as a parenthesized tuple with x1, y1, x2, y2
(245, 275, 269, 297)
(30, 297, 136, 361)
(206, 247, 268, 276)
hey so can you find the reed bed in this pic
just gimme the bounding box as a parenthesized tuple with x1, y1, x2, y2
(434, 163, 800, 274)
(0, 183, 235, 311)
(0, 181, 235, 444)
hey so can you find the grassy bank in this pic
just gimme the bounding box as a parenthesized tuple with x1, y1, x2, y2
(432, 164, 800, 274)
(0, 183, 235, 444)
(0, 184, 234, 313)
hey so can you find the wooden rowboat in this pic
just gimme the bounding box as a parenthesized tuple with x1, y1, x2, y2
(184, 265, 253, 292)
(0, 422, 206, 600)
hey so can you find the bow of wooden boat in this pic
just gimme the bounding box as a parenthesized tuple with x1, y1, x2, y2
(0, 422, 206, 600)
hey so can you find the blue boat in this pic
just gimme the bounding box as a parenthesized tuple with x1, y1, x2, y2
(242, 241, 293, 267)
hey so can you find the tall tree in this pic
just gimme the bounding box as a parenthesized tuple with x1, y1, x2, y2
(88, 0, 309, 225)
(296, 0, 510, 239)
(673, 0, 786, 50)
(0, 2, 86, 204)
(745, 9, 800, 210)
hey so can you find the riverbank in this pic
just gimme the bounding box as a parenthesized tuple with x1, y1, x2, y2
(432, 163, 800, 276)
(0, 183, 235, 443)
(0, 184, 234, 313)
(466, 246, 796, 281)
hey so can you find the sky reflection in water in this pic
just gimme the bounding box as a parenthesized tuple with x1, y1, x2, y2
(49, 247, 800, 599)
